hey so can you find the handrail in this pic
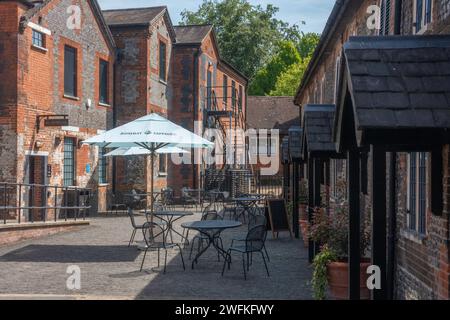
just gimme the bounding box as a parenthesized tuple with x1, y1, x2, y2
(0, 182, 92, 225)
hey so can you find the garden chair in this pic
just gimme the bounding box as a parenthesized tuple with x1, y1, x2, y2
(231, 210, 270, 262)
(222, 224, 270, 280)
(139, 221, 185, 273)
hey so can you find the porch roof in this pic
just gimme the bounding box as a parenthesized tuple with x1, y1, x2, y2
(302, 104, 337, 157)
(343, 35, 450, 130)
(288, 126, 303, 162)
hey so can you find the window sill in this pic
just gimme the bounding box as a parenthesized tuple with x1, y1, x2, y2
(98, 102, 111, 108)
(158, 173, 168, 177)
(31, 44, 48, 53)
(63, 94, 80, 101)
(400, 228, 427, 244)
(98, 183, 109, 187)
(159, 79, 168, 86)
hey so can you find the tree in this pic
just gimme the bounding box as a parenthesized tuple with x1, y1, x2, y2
(249, 41, 301, 95)
(269, 57, 311, 96)
(180, 0, 287, 79)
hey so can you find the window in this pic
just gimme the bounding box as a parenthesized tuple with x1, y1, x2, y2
(379, 0, 391, 35)
(414, 0, 432, 33)
(231, 80, 236, 112)
(32, 30, 44, 48)
(98, 147, 107, 184)
(238, 85, 243, 112)
(99, 59, 109, 105)
(159, 154, 167, 175)
(407, 152, 428, 235)
(63, 138, 76, 186)
(223, 75, 228, 109)
(207, 70, 212, 110)
(64, 45, 77, 97)
(159, 41, 167, 81)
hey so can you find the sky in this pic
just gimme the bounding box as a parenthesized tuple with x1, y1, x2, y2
(98, 0, 335, 34)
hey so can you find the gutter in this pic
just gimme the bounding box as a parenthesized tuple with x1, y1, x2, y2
(193, 47, 201, 189)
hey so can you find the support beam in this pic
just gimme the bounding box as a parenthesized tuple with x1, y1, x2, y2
(313, 158, 322, 257)
(293, 162, 300, 239)
(348, 148, 361, 300)
(371, 145, 387, 300)
(308, 157, 315, 263)
(387, 152, 397, 300)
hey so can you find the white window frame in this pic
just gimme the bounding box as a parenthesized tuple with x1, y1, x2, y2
(406, 152, 428, 235)
(159, 153, 167, 176)
(413, 0, 433, 34)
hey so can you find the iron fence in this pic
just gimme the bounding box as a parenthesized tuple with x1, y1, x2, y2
(203, 169, 284, 198)
(0, 182, 92, 224)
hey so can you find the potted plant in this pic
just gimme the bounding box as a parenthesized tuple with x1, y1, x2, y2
(310, 204, 371, 300)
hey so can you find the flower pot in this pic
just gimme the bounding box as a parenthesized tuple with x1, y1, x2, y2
(299, 203, 308, 220)
(327, 261, 371, 300)
(299, 219, 309, 247)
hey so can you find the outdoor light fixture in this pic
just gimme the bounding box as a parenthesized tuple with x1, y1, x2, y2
(34, 140, 44, 149)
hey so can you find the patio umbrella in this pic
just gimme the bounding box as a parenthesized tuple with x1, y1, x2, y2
(104, 146, 189, 157)
(84, 113, 213, 224)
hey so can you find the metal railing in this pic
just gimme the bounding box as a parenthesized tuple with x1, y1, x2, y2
(203, 169, 284, 199)
(0, 182, 92, 225)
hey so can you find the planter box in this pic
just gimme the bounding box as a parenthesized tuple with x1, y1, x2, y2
(327, 261, 371, 300)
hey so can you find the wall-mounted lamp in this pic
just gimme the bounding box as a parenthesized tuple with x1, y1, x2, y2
(34, 140, 44, 149)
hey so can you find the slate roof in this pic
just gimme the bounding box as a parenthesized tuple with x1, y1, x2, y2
(302, 104, 336, 153)
(288, 126, 303, 160)
(174, 25, 213, 44)
(103, 6, 167, 26)
(344, 35, 450, 129)
(247, 96, 300, 134)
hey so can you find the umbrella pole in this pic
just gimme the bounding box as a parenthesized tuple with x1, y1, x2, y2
(151, 151, 155, 225)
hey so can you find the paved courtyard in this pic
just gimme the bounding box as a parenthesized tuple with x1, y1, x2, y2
(0, 210, 312, 300)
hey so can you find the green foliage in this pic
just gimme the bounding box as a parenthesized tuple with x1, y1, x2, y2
(269, 58, 310, 96)
(312, 245, 337, 300)
(181, 0, 288, 79)
(249, 41, 301, 95)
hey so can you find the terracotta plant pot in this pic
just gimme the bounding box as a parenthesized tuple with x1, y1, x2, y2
(327, 261, 371, 300)
(299, 219, 309, 247)
(299, 203, 308, 220)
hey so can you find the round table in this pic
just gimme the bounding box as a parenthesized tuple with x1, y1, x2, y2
(231, 197, 262, 221)
(151, 211, 193, 244)
(181, 220, 242, 269)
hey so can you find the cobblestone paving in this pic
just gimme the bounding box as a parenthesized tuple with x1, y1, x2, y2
(0, 210, 312, 300)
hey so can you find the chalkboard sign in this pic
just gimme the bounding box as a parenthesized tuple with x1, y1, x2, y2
(265, 199, 293, 239)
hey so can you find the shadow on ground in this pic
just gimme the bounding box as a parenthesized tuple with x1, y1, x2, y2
(0, 245, 140, 263)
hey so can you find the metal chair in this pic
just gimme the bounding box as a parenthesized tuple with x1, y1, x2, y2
(222, 224, 270, 280)
(127, 208, 147, 247)
(231, 210, 270, 262)
(139, 221, 185, 273)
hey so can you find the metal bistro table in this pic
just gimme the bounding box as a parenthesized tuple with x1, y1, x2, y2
(153, 211, 193, 244)
(231, 196, 264, 222)
(181, 220, 242, 269)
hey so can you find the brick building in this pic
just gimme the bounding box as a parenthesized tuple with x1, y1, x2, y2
(0, 0, 115, 218)
(246, 96, 300, 175)
(169, 24, 248, 194)
(102, 6, 176, 197)
(294, 0, 450, 299)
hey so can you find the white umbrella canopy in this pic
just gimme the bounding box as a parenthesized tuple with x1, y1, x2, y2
(84, 113, 213, 225)
(84, 113, 213, 150)
(104, 146, 189, 157)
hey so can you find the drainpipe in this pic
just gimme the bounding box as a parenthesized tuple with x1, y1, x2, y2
(112, 52, 118, 194)
(193, 48, 200, 189)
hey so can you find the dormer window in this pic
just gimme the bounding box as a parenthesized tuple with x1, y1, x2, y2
(32, 29, 45, 48)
